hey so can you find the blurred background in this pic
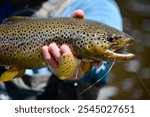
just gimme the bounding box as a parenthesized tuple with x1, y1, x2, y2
(97, 0, 150, 99)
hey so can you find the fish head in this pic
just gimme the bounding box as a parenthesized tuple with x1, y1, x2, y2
(92, 31, 135, 61)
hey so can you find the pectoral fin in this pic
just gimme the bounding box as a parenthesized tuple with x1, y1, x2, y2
(58, 53, 80, 80)
(81, 62, 92, 73)
(0, 67, 25, 82)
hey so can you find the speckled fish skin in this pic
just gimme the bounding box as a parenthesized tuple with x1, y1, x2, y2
(0, 17, 135, 69)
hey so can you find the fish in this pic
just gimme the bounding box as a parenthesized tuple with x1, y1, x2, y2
(0, 16, 135, 82)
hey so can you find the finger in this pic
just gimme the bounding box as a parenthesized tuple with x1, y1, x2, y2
(60, 44, 72, 55)
(72, 9, 84, 18)
(48, 42, 61, 62)
(42, 45, 58, 69)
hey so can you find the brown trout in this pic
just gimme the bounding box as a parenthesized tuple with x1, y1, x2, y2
(0, 16, 135, 82)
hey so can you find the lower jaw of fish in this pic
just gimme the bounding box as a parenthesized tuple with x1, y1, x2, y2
(103, 49, 135, 61)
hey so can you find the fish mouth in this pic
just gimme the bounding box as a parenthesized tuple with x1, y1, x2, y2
(103, 38, 135, 61)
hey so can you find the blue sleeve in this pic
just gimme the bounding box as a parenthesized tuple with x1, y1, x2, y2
(62, 0, 123, 84)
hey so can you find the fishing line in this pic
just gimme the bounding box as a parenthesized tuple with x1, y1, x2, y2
(135, 70, 150, 96)
(74, 60, 82, 86)
(80, 58, 116, 95)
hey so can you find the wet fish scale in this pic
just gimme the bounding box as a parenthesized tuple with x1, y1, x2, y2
(0, 18, 78, 67)
(0, 17, 135, 81)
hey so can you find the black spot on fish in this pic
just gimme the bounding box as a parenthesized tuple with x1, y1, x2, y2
(88, 45, 90, 48)
(4, 47, 8, 53)
(82, 36, 85, 39)
(92, 34, 95, 37)
(12, 33, 15, 36)
(80, 45, 83, 48)
(3, 52, 6, 55)
(38, 54, 40, 58)
(98, 37, 101, 40)
(23, 48, 25, 51)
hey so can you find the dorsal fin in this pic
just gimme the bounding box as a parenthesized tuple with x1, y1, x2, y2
(3, 16, 31, 24)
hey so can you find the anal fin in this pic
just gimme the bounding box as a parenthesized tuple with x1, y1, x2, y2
(0, 67, 25, 82)
(15, 69, 26, 78)
(81, 62, 92, 73)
